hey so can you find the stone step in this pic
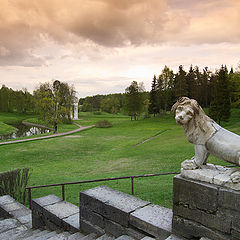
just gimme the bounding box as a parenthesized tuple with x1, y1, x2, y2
(48, 231, 71, 239)
(140, 237, 155, 240)
(115, 235, 135, 240)
(9, 229, 42, 240)
(34, 230, 59, 239)
(0, 216, 87, 240)
(130, 204, 172, 239)
(0, 218, 20, 233)
(67, 231, 85, 240)
(24, 230, 52, 240)
(0, 195, 32, 228)
(96, 233, 115, 240)
(0, 225, 28, 239)
(81, 232, 98, 240)
(165, 234, 187, 240)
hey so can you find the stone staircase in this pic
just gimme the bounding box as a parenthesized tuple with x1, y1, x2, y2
(0, 216, 143, 240)
(0, 187, 184, 240)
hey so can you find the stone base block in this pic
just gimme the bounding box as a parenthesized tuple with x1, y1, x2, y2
(172, 216, 231, 240)
(173, 174, 240, 240)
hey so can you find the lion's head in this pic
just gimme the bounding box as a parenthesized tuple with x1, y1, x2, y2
(171, 97, 217, 144)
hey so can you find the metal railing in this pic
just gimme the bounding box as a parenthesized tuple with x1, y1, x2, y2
(25, 171, 179, 209)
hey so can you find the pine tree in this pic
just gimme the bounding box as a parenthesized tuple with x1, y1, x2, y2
(209, 65, 231, 124)
(186, 65, 197, 99)
(173, 65, 188, 99)
(149, 75, 158, 116)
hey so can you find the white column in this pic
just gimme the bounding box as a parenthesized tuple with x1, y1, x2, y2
(73, 102, 79, 120)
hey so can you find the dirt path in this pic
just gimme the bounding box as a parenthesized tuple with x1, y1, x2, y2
(0, 122, 95, 146)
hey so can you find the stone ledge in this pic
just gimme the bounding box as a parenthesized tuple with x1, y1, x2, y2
(130, 204, 172, 239)
(32, 195, 79, 233)
(80, 186, 150, 227)
(80, 186, 173, 240)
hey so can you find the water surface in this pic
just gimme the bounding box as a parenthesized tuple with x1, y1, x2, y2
(0, 122, 50, 140)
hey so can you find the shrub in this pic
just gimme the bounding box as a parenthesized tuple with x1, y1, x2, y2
(0, 168, 30, 204)
(93, 111, 102, 115)
(96, 120, 112, 128)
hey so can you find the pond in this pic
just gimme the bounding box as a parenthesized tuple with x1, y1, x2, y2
(0, 122, 51, 141)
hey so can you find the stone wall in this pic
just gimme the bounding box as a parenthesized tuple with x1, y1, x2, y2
(80, 186, 173, 240)
(172, 175, 240, 240)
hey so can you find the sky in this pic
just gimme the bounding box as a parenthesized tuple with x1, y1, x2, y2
(0, 0, 240, 98)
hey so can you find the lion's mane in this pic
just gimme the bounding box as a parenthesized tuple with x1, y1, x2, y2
(171, 97, 218, 145)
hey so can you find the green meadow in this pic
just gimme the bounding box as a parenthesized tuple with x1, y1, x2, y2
(0, 110, 239, 209)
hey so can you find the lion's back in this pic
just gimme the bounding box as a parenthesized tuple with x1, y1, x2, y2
(206, 127, 240, 165)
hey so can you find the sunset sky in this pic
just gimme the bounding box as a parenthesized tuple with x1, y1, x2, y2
(0, 0, 240, 97)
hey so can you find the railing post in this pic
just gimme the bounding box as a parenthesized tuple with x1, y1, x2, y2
(23, 188, 26, 205)
(131, 177, 134, 195)
(28, 188, 32, 210)
(62, 185, 65, 200)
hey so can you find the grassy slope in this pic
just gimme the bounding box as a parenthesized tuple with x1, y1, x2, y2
(0, 110, 239, 208)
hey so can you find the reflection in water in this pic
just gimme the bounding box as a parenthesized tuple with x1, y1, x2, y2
(0, 123, 50, 140)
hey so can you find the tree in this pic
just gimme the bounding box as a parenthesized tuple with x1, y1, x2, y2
(158, 66, 174, 114)
(173, 65, 188, 98)
(201, 67, 211, 107)
(124, 81, 145, 120)
(0, 85, 10, 112)
(209, 65, 231, 124)
(101, 96, 120, 114)
(186, 65, 197, 100)
(228, 71, 240, 107)
(33, 80, 77, 125)
(149, 75, 159, 116)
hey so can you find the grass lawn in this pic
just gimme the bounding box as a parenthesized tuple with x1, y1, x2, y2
(0, 110, 240, 209)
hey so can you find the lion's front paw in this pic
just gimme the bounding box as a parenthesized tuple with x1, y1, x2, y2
(230, 171, 240, 183)
(181, 159, 199, 170)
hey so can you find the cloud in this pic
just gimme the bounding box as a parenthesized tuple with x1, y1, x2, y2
(0, 0, 239, 67)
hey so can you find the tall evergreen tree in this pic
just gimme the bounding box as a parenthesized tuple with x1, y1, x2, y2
(209, 65, 231, 124)
(149, 75, 158, 116)
(201, 67, 211, 107)
(186, 65, 197, 99)
(173, 65, 188, 99)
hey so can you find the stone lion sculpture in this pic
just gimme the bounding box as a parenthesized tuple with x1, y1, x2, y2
(171, 97, 240, 179)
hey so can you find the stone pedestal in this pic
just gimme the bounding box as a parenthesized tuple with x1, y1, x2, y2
(172, 173, 240, 240)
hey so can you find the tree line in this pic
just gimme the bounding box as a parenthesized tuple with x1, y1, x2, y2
(0, 85, 34, 113)
(80, 65, 240, 123)
(0, 80, 76, 125)
(149, 65, 240, 123)
(1, 64, 239, 124)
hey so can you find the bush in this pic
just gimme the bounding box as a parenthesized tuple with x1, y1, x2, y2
(93, 111, 102, 115)
(96, 120, 112, 128)
(0, 168, 30, 204)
